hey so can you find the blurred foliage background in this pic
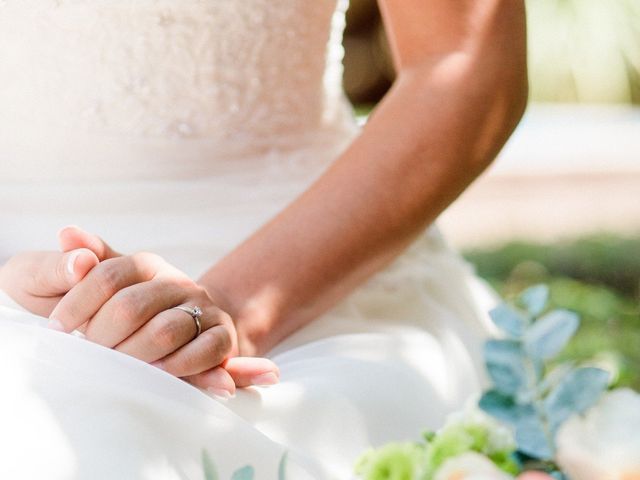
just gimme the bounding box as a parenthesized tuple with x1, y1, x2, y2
(343, 0, 640, 105)
(466, 236, 640, 390)
(343, 0, 640, 389)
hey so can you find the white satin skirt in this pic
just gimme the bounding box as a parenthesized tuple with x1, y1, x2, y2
(0, 149, 495, 479)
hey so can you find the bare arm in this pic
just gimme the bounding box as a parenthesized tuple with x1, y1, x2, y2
(199, 0, 528, 356)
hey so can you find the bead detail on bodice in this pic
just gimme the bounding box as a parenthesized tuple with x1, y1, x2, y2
(0, 0, 352, 142)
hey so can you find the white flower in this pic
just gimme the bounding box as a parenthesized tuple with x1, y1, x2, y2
(556, 388, 640, 480)
(434, 452, 514, 480)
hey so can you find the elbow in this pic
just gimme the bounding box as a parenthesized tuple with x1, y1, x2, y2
(395, 2, 529, 170)
(482, 53, 529, 166)
(467, 2, 530, 165)
(494, 55, 529, 136)
(457, 62, 529, 175)
(398, 52, 528, 174)
(485, 64, 529, 152)
(445, 44, 529, 171)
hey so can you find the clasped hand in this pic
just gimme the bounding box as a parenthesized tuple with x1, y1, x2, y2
(0, 226, 279, 396)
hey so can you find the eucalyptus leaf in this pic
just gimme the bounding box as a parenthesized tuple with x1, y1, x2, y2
(278, 452, 288, 480)
(536, 363, 575, 397)
(519, 284, 549, 317)
(484, 340, 528, 395)
(524, 309, 579, 360)
(515, 413, 553, 460)
(489, 304, 528, 337)
(515, 387, 537, 405)
(479, 390, 533, 425)
(201, 450, 219, 480)
(231, 466, 255, 480)
(544, 367, 610, 434)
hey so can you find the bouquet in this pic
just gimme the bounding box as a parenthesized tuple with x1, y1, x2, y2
(355, 285, 640, 480)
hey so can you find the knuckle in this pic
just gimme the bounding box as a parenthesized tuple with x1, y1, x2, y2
(166, 328, 231, 376)
(132, 251, 162, 268)
(31, 266, 51, 293)
(111, 293, 140, 326)
(163, 274, 193, 290)
(151, 317, 183, 350)
(218, 329, 232, 354)
(195, 284, 214, 302)
(94, 261, 122, 297)
(212, 307, 233, 327)
(55, 255, 70, 283)
(131, 251, 165, 279)
(133, 251, 156, 261)
(206, 327, 232, 358)
(194, 284, 209, 296)
(30, 269, 62, 297)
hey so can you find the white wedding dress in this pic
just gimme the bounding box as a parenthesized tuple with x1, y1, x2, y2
(0, 1, 495, 478)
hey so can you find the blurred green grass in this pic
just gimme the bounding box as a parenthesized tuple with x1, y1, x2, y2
(463, 235, 640, 389)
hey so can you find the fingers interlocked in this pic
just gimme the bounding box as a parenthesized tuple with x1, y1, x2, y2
(50, 225, 280, 394)
(49, 252, 236, 379)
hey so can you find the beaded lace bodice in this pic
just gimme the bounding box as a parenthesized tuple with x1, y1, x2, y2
(0, 0, 356, 181)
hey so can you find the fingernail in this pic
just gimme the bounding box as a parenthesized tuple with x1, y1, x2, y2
(251, 372, 279, 386)
(66, 251, 82, 278)
(207, 387, 233, 400)
(47, 318, 66, 332)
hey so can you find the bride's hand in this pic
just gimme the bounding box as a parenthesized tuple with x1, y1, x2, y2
(0, 248, 99, 316)
(50, 226, 279, 396)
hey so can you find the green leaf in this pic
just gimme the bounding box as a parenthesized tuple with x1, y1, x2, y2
(278, 452, 288, 480)
(519, 284, 549, 317)
(489, 304, 528, 337)
(422, 431, 436, 443)
(201, 450, 218, 480)
(544, 367, 610, 433)
(484, 340, 528, 395)
(524, 309, 579, 360)
(231, 466, 254, 480)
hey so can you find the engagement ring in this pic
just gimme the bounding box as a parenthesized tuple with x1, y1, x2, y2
(173, 305, 203, 340)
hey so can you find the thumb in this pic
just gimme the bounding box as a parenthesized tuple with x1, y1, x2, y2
(25, 249, 100, 297)
(58, 225, 120, 260)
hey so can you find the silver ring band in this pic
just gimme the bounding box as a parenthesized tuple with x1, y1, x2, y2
(173, 305, 203, 339)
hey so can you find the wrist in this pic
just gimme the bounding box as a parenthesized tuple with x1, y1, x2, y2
(197, 278, 278, 357)
(233, 308, 276, 357)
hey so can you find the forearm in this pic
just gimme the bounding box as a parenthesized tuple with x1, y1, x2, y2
(198, 2, 528, 356)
